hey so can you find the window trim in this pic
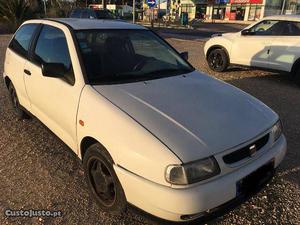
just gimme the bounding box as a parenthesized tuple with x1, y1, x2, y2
(8, 23, 40, 60)
(43, 19, 89, 84)
(30, 24, 76, 86)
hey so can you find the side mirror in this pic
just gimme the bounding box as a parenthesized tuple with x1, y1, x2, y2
(41, 63, 67, 78)
(241, 29, 253, 36)
(180, 51, 189, 61)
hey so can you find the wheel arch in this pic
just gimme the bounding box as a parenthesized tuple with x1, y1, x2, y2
(291, 57, 300, 74)
(80, 136, 114, 163)
(4, 76, 11, 89)
(206, 45, 230, 63)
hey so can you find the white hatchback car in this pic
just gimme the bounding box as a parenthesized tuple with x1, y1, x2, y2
(205, 15, 300, 81)
(3, 19, 286, 222)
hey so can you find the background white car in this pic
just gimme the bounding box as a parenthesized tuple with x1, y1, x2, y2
(204, 15, 300, 83)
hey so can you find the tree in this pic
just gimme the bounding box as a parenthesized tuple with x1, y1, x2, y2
(0, 0, 41, 31)
(46, 0, 76, 17)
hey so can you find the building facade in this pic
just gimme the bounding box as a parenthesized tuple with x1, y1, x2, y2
(176, 0, 300, 21)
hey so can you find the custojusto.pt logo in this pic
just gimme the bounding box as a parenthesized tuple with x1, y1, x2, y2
(5, 209, 62, 218)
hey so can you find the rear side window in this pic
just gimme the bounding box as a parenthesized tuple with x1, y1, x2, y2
(69, 9, 81, 18)
(80, 10, 89, 18)
(9, 24, 38, 58)
(281, 21, 300, 36)
(34, 25, 74, 85)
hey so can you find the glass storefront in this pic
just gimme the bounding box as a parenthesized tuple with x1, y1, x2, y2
(212, 4, 226, 19)
(177, 0, 300, 22)
(248, 4, 261, 20)
(195, 4, 207, 18)
(284, 0, 300, 14)
(265, 0, 300, 16)
(230, 4, 246, 20)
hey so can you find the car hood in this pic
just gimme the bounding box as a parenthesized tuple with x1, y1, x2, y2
(93, 71, 278, 163)
(220, 32, 241, 40)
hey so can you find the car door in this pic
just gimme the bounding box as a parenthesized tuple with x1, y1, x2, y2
(24, 23, 85, 151)
(5, 23, 39, 111)
(268, 21, 300, 72)
(230, 20, 281, 68)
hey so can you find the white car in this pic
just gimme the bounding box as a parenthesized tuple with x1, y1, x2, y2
(3, 19, 286, 222)
(204, 15, 300, 81)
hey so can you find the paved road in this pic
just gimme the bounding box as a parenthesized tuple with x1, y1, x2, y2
(0, 31, 299, 225)
(154, 23, 247, 41)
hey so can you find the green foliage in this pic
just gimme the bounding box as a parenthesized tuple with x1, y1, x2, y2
(46, 0, 76, 18)
(0, 0, 40, 31)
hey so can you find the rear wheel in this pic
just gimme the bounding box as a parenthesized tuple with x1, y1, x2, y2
(83, 143, 127, 213)
(8, 83, 28, 119)
(207, 48, 229, 72)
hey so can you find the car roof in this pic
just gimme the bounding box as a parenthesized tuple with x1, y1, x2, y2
(263, 14, 300, 22)
(25, 18, 147, 30)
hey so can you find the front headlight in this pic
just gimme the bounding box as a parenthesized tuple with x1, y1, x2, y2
(271, 120, 283, 142)
(165, 157, 220, 185)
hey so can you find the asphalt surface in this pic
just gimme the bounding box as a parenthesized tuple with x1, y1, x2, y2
(0, 27, 299, 225)
(153, 23, 247, 40)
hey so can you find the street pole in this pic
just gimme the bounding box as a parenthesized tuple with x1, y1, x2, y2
(158, 0, 160, 27)
(43, 0, 47, 17)
(102, 0, 107, 9)
(281, 0, 286, 15)
(151, 8, 154, 28)
(133, 0, 136, 23)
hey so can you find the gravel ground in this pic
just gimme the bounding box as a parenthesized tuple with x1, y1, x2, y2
(0, 31, 299, 225)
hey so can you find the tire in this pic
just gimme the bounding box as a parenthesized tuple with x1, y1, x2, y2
(8, 83, 28, 119)
(292, 65, 300, 85)
(207, 48, 229, 72)
(83, 143, 127, 214)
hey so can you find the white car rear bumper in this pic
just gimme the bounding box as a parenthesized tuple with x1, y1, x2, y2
(114, 135, 287, 222)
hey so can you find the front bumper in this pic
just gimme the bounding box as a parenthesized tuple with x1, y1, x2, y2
(114, 135, 287, 222)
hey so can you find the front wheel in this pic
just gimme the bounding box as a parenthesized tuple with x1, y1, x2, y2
(292, 65, 300, 85)
(207, 48, 229, 72)
(83, 143, 127, 214)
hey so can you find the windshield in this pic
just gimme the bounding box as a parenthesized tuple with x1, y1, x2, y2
(75, 29, 194, 84)
(95, 10, 116, 19)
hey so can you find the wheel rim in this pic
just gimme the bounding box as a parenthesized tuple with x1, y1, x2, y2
(87, 157, 116, 207)
(209, 52, 224, 69)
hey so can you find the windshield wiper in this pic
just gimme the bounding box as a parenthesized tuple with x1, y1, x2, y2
(143, 68, 194, 76)
(89, 68, 194, 84)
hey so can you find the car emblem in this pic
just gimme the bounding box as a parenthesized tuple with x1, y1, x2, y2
(249, 144, 256, 156)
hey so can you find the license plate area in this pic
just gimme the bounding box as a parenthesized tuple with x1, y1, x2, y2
(236, 160, 275, 196)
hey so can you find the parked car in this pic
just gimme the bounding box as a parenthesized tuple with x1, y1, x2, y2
(3, 19, 286, 222)
(69, 8, 117, 19)
(204, 15, 300, 82)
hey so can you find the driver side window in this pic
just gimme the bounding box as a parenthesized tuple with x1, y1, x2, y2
(34, 25, 75, 85)
(249, 20, 281, 36)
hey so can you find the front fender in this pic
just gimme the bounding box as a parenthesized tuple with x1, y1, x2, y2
(204, 36, 233, 59)
(77, 85, 181, 186)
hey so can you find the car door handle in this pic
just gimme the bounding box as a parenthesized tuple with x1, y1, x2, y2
(24, 69, 31, 75)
